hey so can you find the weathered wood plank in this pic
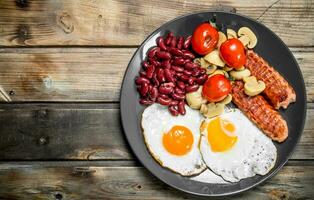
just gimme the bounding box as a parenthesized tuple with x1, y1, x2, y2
(0, 162, 312, 199)
(0, 103, 312, 160)
(0, 0, 313, 46)
(0, 48, 312, 102)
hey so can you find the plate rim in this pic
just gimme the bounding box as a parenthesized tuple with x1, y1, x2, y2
(119, 10, 307, 197)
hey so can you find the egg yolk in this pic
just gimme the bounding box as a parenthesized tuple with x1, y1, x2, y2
(207, 117, 237, 152)
(163, 125, 194, 156)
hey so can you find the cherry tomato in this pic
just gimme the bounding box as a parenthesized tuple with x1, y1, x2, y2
(202, 74, 231, 102)
(191, 23, 218, 55)
(220, 38, 246, 69)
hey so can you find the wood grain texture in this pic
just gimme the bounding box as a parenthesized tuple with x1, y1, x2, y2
(0, 103, 312, 160)
(0, 48, 312, 102)
(0, 162, 312, 200)
(0, 0, 313, 46)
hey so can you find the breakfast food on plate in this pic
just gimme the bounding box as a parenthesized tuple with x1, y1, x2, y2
(199, 109, 277, 182)
(136, 20, 296, 183)
(232, 81, 288, 142)
(245, 50, 296, 109)
(141, 104, 206, 176)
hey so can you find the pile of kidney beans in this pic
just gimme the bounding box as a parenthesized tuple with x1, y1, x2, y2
(135, 32, 208, 116)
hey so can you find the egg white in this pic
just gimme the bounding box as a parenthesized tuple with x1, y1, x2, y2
(199, 108, 277, 182)
(141, 103, 206, 176)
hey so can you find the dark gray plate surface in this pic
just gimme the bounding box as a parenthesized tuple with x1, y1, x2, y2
(120, 11, 306, 196)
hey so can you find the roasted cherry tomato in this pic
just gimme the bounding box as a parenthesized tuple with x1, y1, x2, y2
(202, 74, 231, 102)
(191, 23, 218, 55)
(220, 38, 246, 69)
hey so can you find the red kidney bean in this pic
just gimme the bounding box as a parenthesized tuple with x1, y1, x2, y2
(165, 32, 173, 46)
(177, 81, 185, 90)
(169, 48, 183, 56)
(140, 98, 154, 105)
(185, 84, 199, 93)
(164, 68, 175, 82)
(171, 65, 184, 72)
(169, 100, 179, 106)
(148, 58, 161, 67)
(184, 62, 198, 70)
(188, 77, 195, 85)
(142, 61, 149, 70)
(176, 72, 183, 78)
(179, 75, 189, 82)
(177, 36, 184, 49)
(157, 96, 172, 106)
(170, 36, 177, 47)
(158, 94, 169, 99)
(183, 35, 192, 49)
(175, 87, 185, 95)
(159, 85, 173, 94)
(172, 57, 186, 66)
(183, 70, 192, 76)
(161, 60, 171, 69)
(178, 101, 186, 115)
(183, 51, 195, 59)
(139, 83, 149, 96)
(168, 105, 179, 116)
(146, 65, 155, 79)
(152, 73, 160, 86)
(149, 87, 158, 101)
(192, 68, 201, 77)
(157, 37, 167, 51)
(162, 82, 175, 88)
(148, 46, 160, 58)
(139, 71, 147, 77)
(156, 51, 171, 60)
(195, 74, 208, 85)
(172, 92, 185, 100)
(135, 76, 150, 85)
(199, 68, 206, 75)
(157, 68, 166, 83)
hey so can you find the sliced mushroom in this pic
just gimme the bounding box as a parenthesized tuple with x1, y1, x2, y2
(219, 94, 232, 105)
(206, 65, 217, 75)
(209, 69, 229, 78)
(186, 86, 207, 109)
(200, 103, 225, 118)
(227, 29, 237, 39)
(222, 66, 233, 72)
(193, 58, 201, 65)
(217, 31, 227, 47)
(238, 35, 250, 47)
(230, 69, 251, 80)
(200, 58, 211, 68)
(204, 50, 225, 67)
(243, 76, 266, 96)
(238, 27, 257, 49)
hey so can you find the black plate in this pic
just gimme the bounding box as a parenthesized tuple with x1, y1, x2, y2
(120, 11, 307, 196)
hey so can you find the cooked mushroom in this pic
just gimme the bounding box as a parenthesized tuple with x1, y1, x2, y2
(222, 66, 233, 72)
(238, 27, 257, 49)
(227, 29, 237, 39)
(209, 69, 229, 78)
(204, 50, 225, 67)
(206, 65, 217, 75)
(193, 58, 201, 65)
(217, 31, 227, 47)
(238, 35, 250, 47)
(186, 86, 207, 109)
(200, 103, 225, 118)
(219, 94, 232, 105)
(243, 76, 266, 96)
(235, 66, 245, 71)
(200, 58, 211, 68)
(230, 69, 251, 80)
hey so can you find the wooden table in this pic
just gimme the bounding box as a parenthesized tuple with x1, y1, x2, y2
(0, 0, 313, 199)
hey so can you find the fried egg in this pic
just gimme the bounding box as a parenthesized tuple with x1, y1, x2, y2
(199, 108, 277, 182)
(142, 103, 206, 176)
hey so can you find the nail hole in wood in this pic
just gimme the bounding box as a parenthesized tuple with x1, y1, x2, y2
(39, 136, 48, 145)
(16, 0, 29, 8)
(9, 90, 15, 95)
(137, 185, 142, 189)
(54, 193, 63, 200)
